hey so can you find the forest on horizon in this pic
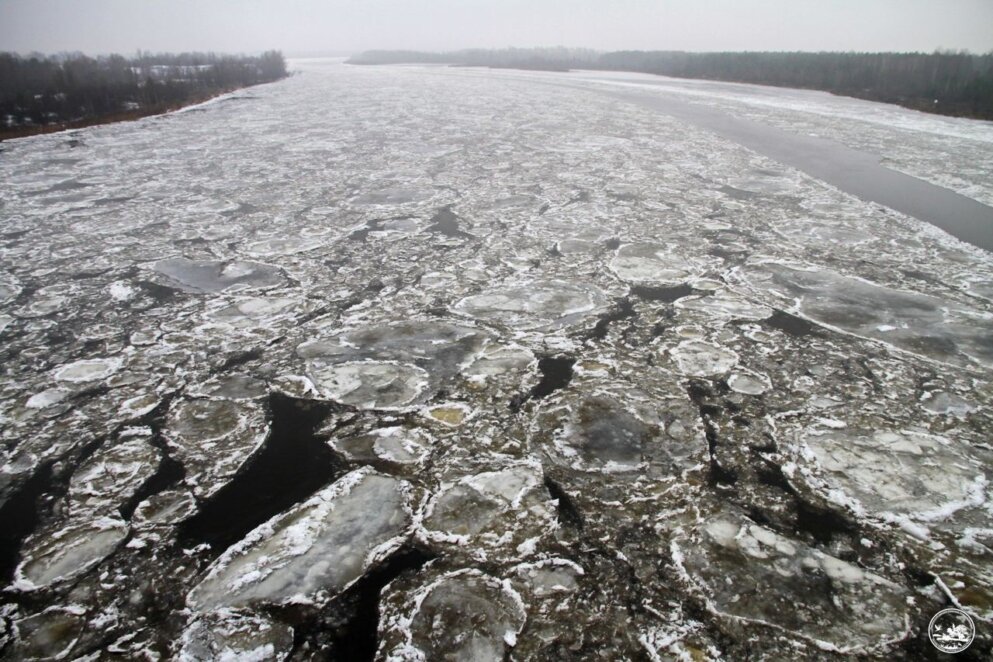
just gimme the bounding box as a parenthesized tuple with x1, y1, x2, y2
(349, 48, 993, 119)
(0, 51, 288, 139)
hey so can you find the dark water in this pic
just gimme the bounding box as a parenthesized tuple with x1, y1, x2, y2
(595, 84, 993, 252)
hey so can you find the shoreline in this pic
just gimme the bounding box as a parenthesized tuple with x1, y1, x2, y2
(0, 81, 277, 142)
(349, 61, 993, 122)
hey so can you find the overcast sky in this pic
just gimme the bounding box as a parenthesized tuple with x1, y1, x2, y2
(1, 0, 991, 56)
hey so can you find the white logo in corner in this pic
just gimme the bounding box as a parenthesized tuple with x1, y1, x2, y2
(928, 607, 975, 654)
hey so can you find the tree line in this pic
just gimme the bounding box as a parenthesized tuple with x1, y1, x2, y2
(349, 49, 993, 119)
(1, 51, 287, 139)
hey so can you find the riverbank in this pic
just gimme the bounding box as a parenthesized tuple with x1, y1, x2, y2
(0, 50, 288, 142)
(0, 88, 247, 142)
(349, 49, 993, 121)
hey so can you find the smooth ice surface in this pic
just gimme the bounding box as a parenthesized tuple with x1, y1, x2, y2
(188, 468, 411, 610)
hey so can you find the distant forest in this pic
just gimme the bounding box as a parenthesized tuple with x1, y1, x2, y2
(349, 48, 993, 120)
(0, 51, 288, 139)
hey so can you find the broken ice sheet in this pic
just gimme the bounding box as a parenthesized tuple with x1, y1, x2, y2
(674, 290, 772, 321)
(673, 509, 910, 651)
(299, 320, 490, 408)
(187, 468, 411, 611)
(67, 434, 161, 515)
(789, 428, 990, 529)
(152, 257, 288, 293)
(534, 386, 704, 476)
(9, 606, 86, 661)
(178, 609, 293, 662)
(164, 398, 269, 500)
(735, 261, 993, 368)
(420, 460, 557, 561)
(52, 356, 123, 383)
(378, 569, 526, 662)
(0, 272, 22, 304)
(14, 432, 161, 590)
(331, 425, 433, 467)
(609, 243, 698, 285)
(307, 360, 429, 409)
(668, 339, 739, 378)
(15, 517, 130, 589)
(453, 279, 608, 331)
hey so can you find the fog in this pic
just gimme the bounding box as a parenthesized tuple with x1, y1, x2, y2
(1, 0, 991, 56)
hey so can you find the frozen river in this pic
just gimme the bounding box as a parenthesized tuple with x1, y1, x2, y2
(0, 59, 992, 660)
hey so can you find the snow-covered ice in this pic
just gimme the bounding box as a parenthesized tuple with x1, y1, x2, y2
(1, 58, 992, 659)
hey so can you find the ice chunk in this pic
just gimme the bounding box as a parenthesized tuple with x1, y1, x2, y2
(52, 357, 123, 383)
(609, 243, 695, 285)
(536, 389, 703, 475)
(513, 558, 584, 597)
(188, 374, 268, 401)
(133, 489, 198, 528)
(15, 517, 129, 589)
(726, 371, 771, 395)
(675, 291, 772, 321)
(380, 570, 525, 662)
(307, 360, 429, 409)
(178, 610, 293, 662)
(26, 388, 72, 409)
(674, 511, 910, 651)
(727, 170, 799, 195)
(211, 297, 298, 325)
(737, 262, 993, 367)
(243, 235, 323, 256)
(551, 395, 651, 470)
(11, 607, 85, 660)
(370, 427, 432, 465)
(464, 344, 535, 381)
(921, 391, 976, 416)
(187, 468, 411, 611)
(794, 429, 987, 523)
(351, 187, 433, 205)
(421, 461, 556, 559)
(153, 257, 287, 293)
(15, 286, 70, 318)
(453, 279, 608, 330)
(164, 398, 269, 499)
(669, 340, 739, 377)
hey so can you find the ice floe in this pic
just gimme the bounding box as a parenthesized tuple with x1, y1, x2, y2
(187, 468, 411, 610)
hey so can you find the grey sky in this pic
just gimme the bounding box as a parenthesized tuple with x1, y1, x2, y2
(1, 0, 991, 56)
